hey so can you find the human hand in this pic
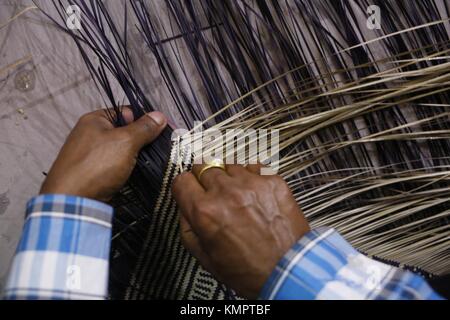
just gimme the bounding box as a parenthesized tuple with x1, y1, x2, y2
(40, 108, 167, 202)
(172, 164, 310, 299)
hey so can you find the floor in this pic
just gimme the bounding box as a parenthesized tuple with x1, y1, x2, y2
(0, 0, 198, 291)
(0, 0, 107, 290)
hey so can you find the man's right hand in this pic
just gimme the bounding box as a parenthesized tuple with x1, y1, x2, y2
(172, 164, 310, 299)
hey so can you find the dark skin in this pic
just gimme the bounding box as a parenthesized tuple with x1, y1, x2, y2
(40, 108, 167, 201)
(41, 108, 310, 299)
(173, 165, 310, 298)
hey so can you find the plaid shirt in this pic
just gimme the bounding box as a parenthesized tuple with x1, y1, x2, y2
(3, 194, 443, 300)
(260, 228, 442, 300)
(4, 195, 112, 300)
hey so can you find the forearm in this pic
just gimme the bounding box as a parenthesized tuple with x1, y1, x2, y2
(3, 194, 113, 300)
(260, 227, 443, 300)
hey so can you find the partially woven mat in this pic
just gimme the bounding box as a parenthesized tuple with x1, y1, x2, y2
(110, 140, 447, 300)
(38, 0, 450, 300)
(111, 143, 237, 300)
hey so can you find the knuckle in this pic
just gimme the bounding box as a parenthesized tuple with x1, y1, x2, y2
(136, 117, 158, 136)
(192, 200, 212, 217)
(143, 119, 157, 132)
(246, 176, 267, 189)
(227, 165, 245, 175)
(215, 174, 229, 188)
(269, 176, 291, 195)
(225, 188, 247, 204)
(268, 174, 286, 186)
(192, 200, 217, 226)
(78, 113, 94, 124)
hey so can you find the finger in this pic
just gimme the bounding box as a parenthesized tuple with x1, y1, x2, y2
(172, 172, 205, 223)
(226, 164, 250, 177)
(79, 109, 115, 130)
(102, 106, 134, 125)
(83, 107, 134, 130)
(180, 215, 201, 251)
(192, 163, 230, 190)
(122, 111, 167, 150)
(245, 163, 265, 175)
(119, 106, 135, 125)
(180, 215, 214, 271)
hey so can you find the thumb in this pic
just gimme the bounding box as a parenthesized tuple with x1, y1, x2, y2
(123, 111, 167, 150)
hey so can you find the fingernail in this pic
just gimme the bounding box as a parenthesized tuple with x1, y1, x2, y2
(147, 111, 166, 126)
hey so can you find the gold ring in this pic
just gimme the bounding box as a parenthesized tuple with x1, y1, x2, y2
(196, 159, 226, 181)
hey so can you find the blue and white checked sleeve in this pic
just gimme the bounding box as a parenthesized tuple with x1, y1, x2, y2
(260, 227, 443, 300)
(3, 194, 113, 300)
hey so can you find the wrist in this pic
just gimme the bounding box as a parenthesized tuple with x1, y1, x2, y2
(27, 194, 114, 219)
(40, 178, 111, 203)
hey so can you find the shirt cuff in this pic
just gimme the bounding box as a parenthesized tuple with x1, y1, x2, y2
(4, 194, 113, 300)
(259, 227, 441, 300)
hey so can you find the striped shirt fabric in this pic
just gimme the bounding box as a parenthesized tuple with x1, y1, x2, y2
(260, 227, 443, 300)
(3, 194, 443, 300)
(4, 195, 113, 300)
